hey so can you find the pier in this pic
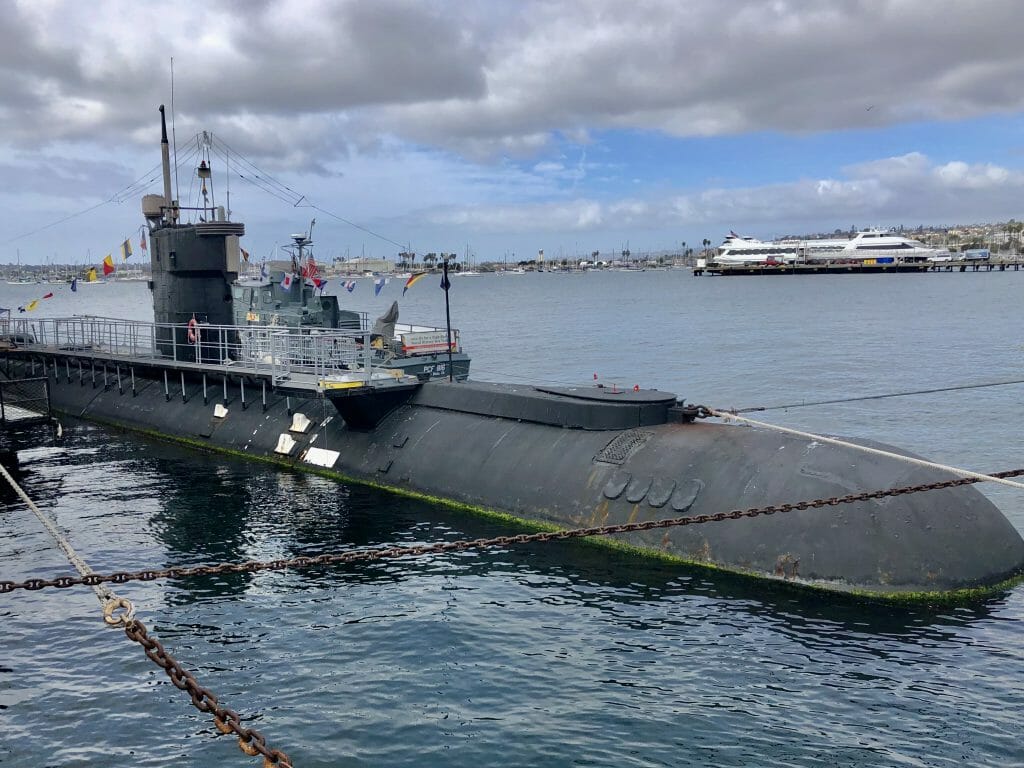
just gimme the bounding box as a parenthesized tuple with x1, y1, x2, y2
(693, 255, 1024, 276)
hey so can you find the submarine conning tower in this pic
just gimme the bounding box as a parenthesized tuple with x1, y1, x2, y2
(144, 105, 244, 342)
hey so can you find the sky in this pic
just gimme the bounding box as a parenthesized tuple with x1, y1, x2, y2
(2, 0, 1024, 265)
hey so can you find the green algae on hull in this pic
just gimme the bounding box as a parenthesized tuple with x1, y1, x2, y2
(66, 409, 1024, 607)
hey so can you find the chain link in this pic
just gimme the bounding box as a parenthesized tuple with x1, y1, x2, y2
(123, 619, 292, 768)
(4, 468, 1020, 596)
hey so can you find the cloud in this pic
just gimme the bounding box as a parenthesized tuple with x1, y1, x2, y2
(1, 0, 1024, 159)
(3, 2, 1024, 262)
(421, 153, 1024, 237)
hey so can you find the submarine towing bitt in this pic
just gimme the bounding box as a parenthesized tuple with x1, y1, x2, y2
(1, 106, 1022, 599)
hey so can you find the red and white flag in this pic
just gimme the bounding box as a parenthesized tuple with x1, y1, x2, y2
(281, 273, 294, 290)
(301, 255, 320, 283)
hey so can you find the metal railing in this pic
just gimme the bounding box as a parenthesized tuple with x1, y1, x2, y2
(0, 377, 50, 424)
(0, 315, 427, 388)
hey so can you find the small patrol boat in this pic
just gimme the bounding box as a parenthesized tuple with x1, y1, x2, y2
(227, 228, 470, 383)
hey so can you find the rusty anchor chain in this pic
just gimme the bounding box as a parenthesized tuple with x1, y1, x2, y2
(4, 468, 1022, 596)
(123, 618, 292, 768)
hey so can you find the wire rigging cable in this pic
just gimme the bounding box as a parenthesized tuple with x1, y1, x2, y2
(705, 408, 1024, 491)
(736, 377, 1024, 413)
(208, 135, 411, 250)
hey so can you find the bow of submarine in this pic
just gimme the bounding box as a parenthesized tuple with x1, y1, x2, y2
(355, 386, 1024, 596)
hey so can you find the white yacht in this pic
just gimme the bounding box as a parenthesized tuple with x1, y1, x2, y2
(831, 230, 950, 263)
(713, 232, 801, 264)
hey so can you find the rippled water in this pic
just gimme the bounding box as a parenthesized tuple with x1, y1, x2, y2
(1, 271, 1023, 766)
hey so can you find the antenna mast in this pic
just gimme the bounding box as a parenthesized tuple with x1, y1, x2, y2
(225, 143, 231, 220)
(170, 57, 180, 208)
(158, 104, 175, 223)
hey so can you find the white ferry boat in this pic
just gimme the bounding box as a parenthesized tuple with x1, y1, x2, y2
(714, 230, 950, 265)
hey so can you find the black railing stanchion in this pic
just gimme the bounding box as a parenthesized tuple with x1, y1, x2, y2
(442, 257, 454, 382)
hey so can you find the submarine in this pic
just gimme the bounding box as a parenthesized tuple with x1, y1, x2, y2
(2, 107, 1022, 600)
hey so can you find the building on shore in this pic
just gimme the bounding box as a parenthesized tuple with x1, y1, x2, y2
(329, 258, 394, 276)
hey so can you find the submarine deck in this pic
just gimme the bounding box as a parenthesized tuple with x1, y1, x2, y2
(0, 314, 423, 397)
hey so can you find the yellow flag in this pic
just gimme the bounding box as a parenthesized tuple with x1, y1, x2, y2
(121, 239, 132, 261)
(103, 254, 115, 276)
(25, 299, 39, 312)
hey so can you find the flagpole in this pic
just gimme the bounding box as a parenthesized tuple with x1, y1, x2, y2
(442, 256, 453, 382)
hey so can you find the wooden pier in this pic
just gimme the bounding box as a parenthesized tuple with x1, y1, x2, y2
(693, 256, 1024, 276)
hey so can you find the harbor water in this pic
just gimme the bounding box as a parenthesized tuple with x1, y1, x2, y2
(2, 270, 1023, 766)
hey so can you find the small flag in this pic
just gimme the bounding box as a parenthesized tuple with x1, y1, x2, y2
(86, 267, 98, 282)
(102, 254, 115, 276)
(140, 232, 147, 251)
(301, 255, 320, 280)
(440, 272, 451, 291)
(260, 262, 268, 280)
(313, 277, 328, 291)
(25, 299, 39, 312)
(121, 239, 132, 261)
(403, 272, 427, 295)
(373, 277, 385, 296)
(71, 278, 78, 292)
(343, 280, 356, 293)
(42, 292, 53, 299)
(241, 247, 250, 262)
(281, 273, 294, 290)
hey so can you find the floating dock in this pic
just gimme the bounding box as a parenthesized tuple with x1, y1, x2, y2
(693, 256, 1024, 276)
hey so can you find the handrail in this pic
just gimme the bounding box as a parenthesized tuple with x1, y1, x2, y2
(0, 315, 446, 387)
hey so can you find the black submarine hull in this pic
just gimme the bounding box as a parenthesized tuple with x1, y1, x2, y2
(17, 359, 1024, 599)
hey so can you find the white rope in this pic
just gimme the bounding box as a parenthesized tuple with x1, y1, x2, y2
(708, 408, 1024, 491)
(0, 460, 131, 616)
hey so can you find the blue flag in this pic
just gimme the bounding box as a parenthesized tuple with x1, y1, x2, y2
(343, 280, 356, 293)
(71, 277, 78, 292)
(373, 277, 385, 296)
(260, 262, 268, 280)
(440, 272, 451, 291)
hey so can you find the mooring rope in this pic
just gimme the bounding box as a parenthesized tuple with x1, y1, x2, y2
(704, 407, 1024, 491)
(0, 458, 291, 767)
(0, 461, 128, 613)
